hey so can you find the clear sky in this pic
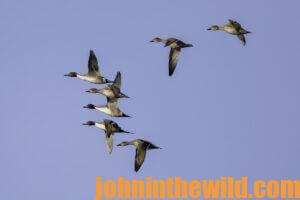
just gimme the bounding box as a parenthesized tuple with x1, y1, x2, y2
(1, 0, 300, 199)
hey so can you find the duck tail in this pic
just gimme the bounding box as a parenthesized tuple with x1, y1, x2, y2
(121, 130, 134, 134)
(183, 43, 193, 48)
(121, 113, 131, 117)
(120, 92, 130, 98)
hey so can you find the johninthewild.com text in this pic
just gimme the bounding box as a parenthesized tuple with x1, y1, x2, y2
(94, 176, 300, 199)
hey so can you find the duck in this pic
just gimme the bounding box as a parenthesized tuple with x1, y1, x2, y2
(150, 37, 193, 76)
(86, 71, 129, 99)
(83, 119, 133, 154)
(207, 19, 251, 46)
(64, 50, 112, 84)
(117, 139, 161, 172)
(82, 119, 132, 133)
(83, 98, 130, 117)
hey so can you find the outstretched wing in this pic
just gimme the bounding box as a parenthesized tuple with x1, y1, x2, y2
(135, 145, 147, 172)
(105, 131, 114, 154)
(237, 34, 246, 46)
(113, 71, 121, 89)
(88, 50, 100, 76)
(169, 48, 181, 76)
(228, 19, 242, 31)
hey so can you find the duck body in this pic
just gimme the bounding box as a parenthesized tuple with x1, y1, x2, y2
(221, 24, 239, 35)
(86, 71, 129, 99)
(117, 139, 161, 172)
(76, 74, 111, 84)
(88, 84, 128, 98)
(150, 37, 193, 76)
(165, 38, 193, 48)
(100, 85, 129, 99)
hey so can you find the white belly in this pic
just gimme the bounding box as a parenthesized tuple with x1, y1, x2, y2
(96, 106, 112, 115)
(77, 75, 98, 82)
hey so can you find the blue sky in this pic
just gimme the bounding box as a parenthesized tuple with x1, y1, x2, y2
(1, 0, 300, 199)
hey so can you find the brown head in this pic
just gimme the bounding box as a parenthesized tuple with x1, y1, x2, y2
(64, 72, 77, 77)
(207, 25, 220, 31)
(150, 37, 163, 43)
(85, 88, 99, 93)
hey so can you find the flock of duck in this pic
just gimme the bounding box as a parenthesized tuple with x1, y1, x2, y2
(64, 19, 251, 172)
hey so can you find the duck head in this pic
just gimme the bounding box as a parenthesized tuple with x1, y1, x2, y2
(86, 88, 99, 93)
(117, 141, 131, 146)
(82, 121, 96, 126)
(64, 72, 77, 77)
(150, 37, 163, 43)
(207, 25, 219, 31)
(83, 104, 96, 109)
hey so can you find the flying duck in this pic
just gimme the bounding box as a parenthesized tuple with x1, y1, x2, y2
(150, 37, 193, 76)
(86, 71, 129, 99)
(83, 119, 133, 154)
(64, 50, 112, 84)
(82, 119, 132, 133)
(83, 98, 130, 117)
(207, 19, 251, 45)
(117, 139, 161, 172)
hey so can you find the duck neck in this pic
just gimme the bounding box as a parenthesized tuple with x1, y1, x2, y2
(77, 74, 87, 80)
(95, 122, 105, 130)
(157, 38, 167, 44)
(218, 26, 225, 31)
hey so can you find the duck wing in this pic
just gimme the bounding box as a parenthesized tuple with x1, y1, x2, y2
(228, 19, 242, 31)
(113, 71, 121, 89)
(88, 50, 100, 76)
(237, 34, 246, 46)
(135, 144, 147, 172)
(169, 47, 181, 76)
(105, 130, 114, 154)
